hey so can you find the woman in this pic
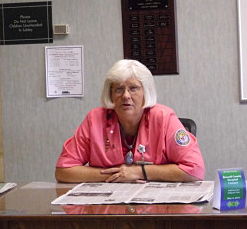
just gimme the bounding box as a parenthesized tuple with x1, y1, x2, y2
(55, 59, 205, 183)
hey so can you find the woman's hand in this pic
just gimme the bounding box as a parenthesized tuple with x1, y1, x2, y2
(101, 164, 144, 183)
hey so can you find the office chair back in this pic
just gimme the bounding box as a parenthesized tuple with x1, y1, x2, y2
(179, 118, 197, 136)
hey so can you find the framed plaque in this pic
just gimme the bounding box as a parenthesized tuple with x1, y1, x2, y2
(121, 0, 178, 75)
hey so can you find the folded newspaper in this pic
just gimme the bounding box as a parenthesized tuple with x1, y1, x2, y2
(51, 181, 214, 205)
(0, 183, 17, 194)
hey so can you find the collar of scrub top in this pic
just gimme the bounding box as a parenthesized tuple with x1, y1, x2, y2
(106, 108, 152, 165)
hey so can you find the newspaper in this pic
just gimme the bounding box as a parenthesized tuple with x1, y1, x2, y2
(51, 181, 214, 205)
(0, 183, 17, 194)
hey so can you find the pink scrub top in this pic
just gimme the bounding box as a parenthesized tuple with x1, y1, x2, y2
(56, 104, 205, 180)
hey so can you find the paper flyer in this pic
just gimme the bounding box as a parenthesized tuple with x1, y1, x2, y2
(45, 45, 84, 98)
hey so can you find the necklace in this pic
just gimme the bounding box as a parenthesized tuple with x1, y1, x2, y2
(120, 126, 137, 165)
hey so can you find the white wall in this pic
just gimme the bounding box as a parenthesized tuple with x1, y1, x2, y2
(0, 0, 246, 182)
(0, 85, 3, 181)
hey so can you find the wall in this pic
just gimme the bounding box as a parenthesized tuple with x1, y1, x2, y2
(0, 88, 4, 181)
(0, 0, 246, 182)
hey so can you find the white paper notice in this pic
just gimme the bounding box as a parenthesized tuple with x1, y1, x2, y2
(45, 45, 84, 98)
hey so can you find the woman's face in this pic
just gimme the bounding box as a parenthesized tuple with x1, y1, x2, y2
(111, 77, 144, 121)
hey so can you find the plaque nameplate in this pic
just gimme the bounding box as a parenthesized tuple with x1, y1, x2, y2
(128, 0, 168, 11)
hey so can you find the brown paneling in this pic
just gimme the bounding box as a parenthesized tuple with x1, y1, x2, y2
(1, 219, 247, 229)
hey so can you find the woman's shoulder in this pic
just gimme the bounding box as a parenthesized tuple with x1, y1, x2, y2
(80, 107, 108, 127)
(148, 104, 175, 115)
(86, 107, 116, 120)
(146, 104, 180, 129)
(86, 107, 108, 117)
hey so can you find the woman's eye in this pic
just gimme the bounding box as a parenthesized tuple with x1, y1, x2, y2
(129, 86, 138, 92)
(115, 88, 124, 93)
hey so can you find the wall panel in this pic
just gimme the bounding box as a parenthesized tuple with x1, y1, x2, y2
(0, 87, 4, 181)
(0, 0, 247, 182)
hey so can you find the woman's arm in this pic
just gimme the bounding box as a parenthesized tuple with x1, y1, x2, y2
(101, 163, 200, 183)
(55, 166, 111, 183)
(55, 163, 199, 183)
(143, 164, 200, 182)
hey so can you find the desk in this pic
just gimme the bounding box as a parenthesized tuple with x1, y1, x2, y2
(0, 182, 247, 229)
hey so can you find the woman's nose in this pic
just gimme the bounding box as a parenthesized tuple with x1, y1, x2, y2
(122, 88, 131, 98)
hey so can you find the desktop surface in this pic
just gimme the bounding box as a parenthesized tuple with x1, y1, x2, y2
(0, 182, 247, 229)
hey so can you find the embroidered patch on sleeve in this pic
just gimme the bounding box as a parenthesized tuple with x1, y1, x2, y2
(175, 129, 190, 146)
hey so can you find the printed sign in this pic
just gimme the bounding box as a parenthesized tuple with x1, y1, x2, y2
(0, 1, 53, 45)
(213, 168, 246, 211)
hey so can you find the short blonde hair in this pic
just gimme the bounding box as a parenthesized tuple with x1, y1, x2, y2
(101, 59, 157, 109)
